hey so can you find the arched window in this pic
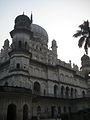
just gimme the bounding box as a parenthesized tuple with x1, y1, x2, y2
(7, 104, 16, 120)
(25, 42, 27, 49)
(65, 87, 69, 98)
(75, 89, 77, 98)
(34, 82, 40, 94)
(71, 88, 73, 98)
(4, 81, 8, 86)
(61, 86, 64, 98)
(19, 41, 22, 48)
(23, 104, 28, 120)
(44, 89, 46, 95)
(16, 63, 20, 69)
(82, 91, 85, 97)
(54, 85, 58, 96)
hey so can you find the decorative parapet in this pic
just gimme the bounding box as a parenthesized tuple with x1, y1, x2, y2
(75, 71, 85, 78)
(57, 59, 74, 70)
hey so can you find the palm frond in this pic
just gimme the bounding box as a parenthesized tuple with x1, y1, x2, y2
(84, 39, 89, 54)
(78, 36, 85, 48)
(73, 30, 82, 37)
(79, 24, 84, 30)
(82, 31, 88, 35)
(79, 20, 89, 32)
(84, 20, 89, 28)
(84, 42, 88, 54)
(86, 37, 90, 47)
(83, 20, 89, 31)
(86, 36, 90, 47)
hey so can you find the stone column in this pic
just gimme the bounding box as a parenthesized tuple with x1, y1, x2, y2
(17, 102, 23, 120)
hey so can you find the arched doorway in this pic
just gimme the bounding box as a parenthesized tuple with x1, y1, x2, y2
(37, 106, 41, 119)
(23, 104, 28, 120)
(7, 104, 16, 120)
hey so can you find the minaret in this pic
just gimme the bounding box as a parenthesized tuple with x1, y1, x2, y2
(81, 54, 90, 75)
(3, 39, 9, 50)
(81, 54, 90, 96)
(51, 39, 58, 58)
(9, 14, 32, 88)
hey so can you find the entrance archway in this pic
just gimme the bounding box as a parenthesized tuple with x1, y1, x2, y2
(23, 104, 28, 120)
(7, 104, 16, 120)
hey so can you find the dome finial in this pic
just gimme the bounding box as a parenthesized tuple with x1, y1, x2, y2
(31, 11, 33, 23)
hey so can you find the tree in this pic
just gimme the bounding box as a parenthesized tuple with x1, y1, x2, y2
(73, 20, 90, 54)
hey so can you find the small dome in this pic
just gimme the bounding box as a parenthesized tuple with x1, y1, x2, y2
(14, 14, 31, 30)
(31, 24, 48, 41)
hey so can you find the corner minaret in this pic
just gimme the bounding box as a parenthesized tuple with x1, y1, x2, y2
(81, 54, 90, 75)
(51, 39, 58, 58)
(81, 54, 90, 97)
(9, 14, 32, 88)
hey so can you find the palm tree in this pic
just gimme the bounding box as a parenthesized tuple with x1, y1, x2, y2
(73, 20, 90, 54)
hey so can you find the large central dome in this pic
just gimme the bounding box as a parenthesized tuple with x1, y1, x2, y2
(31, 24, 48, 42)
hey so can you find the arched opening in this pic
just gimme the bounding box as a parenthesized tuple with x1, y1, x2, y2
(19, 41, 22, 48)
(68, 106, 71, 113)
(75, 89, 77, 98)
(51, 106, 56, 118)
(25, 42, 27, 49)
(4, 81, 8, 86)
(37, 106, 41, 118)
(58, 106, 61, 117)
(61, 86, 64, 98)
(82, 91, 85, 97)
(65, 87, 69, 98)
(54, 85, 58, 96)
(23, 104, 28, 120)
(44, 89, 46, 95)
(64, 106, 66, 113)
(71, 88, 73, 98)
(34, 82, 40, 94)
(16, 63, 20, 69)
(7, 104, 16, 120)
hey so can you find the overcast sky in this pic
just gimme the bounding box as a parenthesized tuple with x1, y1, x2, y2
(0, 0, 90, 67)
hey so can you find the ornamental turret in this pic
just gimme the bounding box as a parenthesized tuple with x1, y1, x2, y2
(8, 14, 32, 88)
(51, 39, 58, 58)
(10, 13, 33, 51)
(81, 54, 90, 75)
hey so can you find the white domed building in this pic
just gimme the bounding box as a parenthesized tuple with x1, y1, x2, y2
(0, 14, 90, 120)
